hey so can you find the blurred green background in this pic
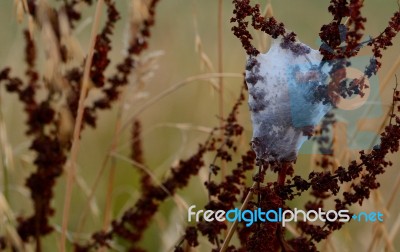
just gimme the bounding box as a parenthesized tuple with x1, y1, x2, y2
(0, 0, 400, 251)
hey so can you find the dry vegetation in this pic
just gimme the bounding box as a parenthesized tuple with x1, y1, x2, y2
(0, 0, 400, 251)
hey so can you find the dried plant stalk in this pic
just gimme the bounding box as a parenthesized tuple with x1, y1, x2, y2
(60, 1, 105, 251)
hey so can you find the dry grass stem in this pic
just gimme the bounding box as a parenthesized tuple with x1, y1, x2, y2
(387, 213, 400, 250)
(60, 0, 105, 250)
(0, 193, 24, 251)
(75, 151, 111, 235)
(217, 0, 224, 121)
(0, 1, 399, 251)
(120, 72, 243, 134)
(386, 172, 400, 210)
(220, 182, 257, 252)
(256, 2, 273, 53)
(110, 152, 172, 197)
(101, 115, 122, 234)
(192, 7, 215, 75)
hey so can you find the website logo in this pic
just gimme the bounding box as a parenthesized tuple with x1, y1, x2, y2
(188, 205, 383, 227)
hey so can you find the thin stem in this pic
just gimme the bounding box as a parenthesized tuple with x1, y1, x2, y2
(75, 147, 111, 235)
(386, 172, 400, 210)
(257, 165, 262, 231)
(75, 149, 174, 235)
(220, 182, 256, 252)
(0, 89, 10, 202)
(60, 0, 104, 250)
(35, 201, 42, 252)
(217, 0, 226, 181)
(389, 75, 398, 125)
(99, 163, 116, 252)
(207, 140, 226, 201)
(217, 0, 224, 124)
(101, 116, 122, 231)
(101, 85, 126, 238)
(343, 0, 365, 27)
(120, 73, 242, 134)
(278, 162, 289, 186)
